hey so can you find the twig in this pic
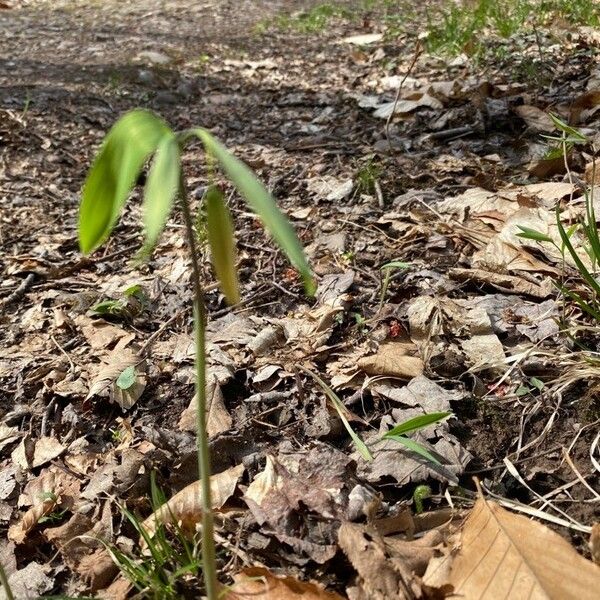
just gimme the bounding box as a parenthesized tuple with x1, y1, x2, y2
(1, 273, 35, 307)
(385, 42, 421, 158)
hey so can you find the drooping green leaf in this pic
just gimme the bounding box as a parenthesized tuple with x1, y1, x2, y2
(79, 110, 171, 254)
(116, 366, 137, 390)
(143, 133, 180, 251)
(385, 434, 442, 465)
(205, 186, 241, 305)
(194, 129, 316, 296)
(383, 412, 451, 438)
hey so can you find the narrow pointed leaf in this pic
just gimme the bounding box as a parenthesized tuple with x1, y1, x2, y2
(516, 226, 553, 243)
(383, 412, 451, 438)
(205, 186, 241, 305)
(142, 133, 180, 251)
(385, 434, 442, 465)
(79, 110, 170, 254)
(194, 129, 316, 295)
(300, 367, 373, 461)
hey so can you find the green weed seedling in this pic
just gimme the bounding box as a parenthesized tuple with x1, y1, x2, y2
(517, 115, 600, 322)
(300, 367, 451, 466)
(78, 109, 314, 599)
(102, 474, 202, 600)
(382, 412, 451, 465)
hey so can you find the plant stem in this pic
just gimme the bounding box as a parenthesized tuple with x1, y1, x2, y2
(0, 560, 14, 600)
(178, 175, 217, 600)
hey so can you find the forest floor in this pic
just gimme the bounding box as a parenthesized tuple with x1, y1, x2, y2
(1, 0, 599, 598)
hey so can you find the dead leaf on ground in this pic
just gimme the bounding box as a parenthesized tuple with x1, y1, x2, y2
(357, 341, 424, 379)
(515, 105, 554, 132)
(423, 497, 600, 599)
(74, 314, 135, 350)
(141, 463, 244, 540)
(178, 375, 233, 436)
(244, 447, 362, 563)
(8, 468, 80, 544)
(225, 566, 345, 600)
(1, 561, 54, 600)
(31, 435, 65, 468)
(338, 521, 442, 600)
(86, 347, 147, 409)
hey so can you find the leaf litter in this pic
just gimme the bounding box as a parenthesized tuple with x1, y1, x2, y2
(1, 0, 600, 598)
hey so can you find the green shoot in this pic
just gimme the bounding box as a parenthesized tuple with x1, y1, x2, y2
(79, 109, 314, 600)
(382, 412, 451, 465)
(412, 484, 432, 514)
(103, 476, 202, 599)
(379, 260, 410, 308)
(300, 367, 373, 461)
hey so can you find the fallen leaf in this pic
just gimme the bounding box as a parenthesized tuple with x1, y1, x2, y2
(341, 33, 383, 45)
(178, 375, 232, 437)
(1, 561, 54, 599)
(31, 436, 65, 468)
(357, 342, 423, 379)
(225, 566, 345, 600)
(141, 463, 244, 540)
(338, 522, 438, 600)
(86, 348, 147, 409)
(9, 469, 79, 544)
(423, 497, 600, 599)
(515, 105, 554, 132)
(74, 315, 135, 350)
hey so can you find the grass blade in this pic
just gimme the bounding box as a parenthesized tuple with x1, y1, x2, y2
(383, 412, 451, 437)
(385, 434, 442, 465)
(300, 367, 373, 461)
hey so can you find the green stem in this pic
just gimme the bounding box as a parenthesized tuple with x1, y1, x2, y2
(0, 560, 14, 600)
(178, 175, 217, 600)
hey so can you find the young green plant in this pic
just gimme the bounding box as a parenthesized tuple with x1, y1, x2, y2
(78, 110, 315, 599)
(517, 115, 600, 321)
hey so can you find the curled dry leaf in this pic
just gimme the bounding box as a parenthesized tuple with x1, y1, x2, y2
(514, 105, 553, 132)
(86, 348, 147, 409)
(423, 497, 600, 599)
(357, 342, 423, 379)
(141, 463, 244, 540)
(8, 468, 80, 544)
(338, 521, 441, 600)
(224, 566, 345, 600)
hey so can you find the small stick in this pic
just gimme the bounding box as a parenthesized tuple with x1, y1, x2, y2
(385, 42, 421, 158)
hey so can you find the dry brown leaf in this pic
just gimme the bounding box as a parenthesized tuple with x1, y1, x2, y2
(141, 463, 244, 539)
(357, 342, 423, 379)
(515, 105, 553, 132)
(74, 315, 135, 350)
(86, 348, 146, 409)
(225, 566, 345, 600)
(449, 268, 553, 298)
(424, 497, 600, 599)
(570, 89, 600, 123)
(178, 376, 232, 437)
(8, 469, 79, 544)
(31, 436, 65, 468)
(338, 522, 438, 600)
(591, 523, 600, 565)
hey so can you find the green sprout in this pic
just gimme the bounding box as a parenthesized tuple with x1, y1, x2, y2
(78, 109, 315, 599)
